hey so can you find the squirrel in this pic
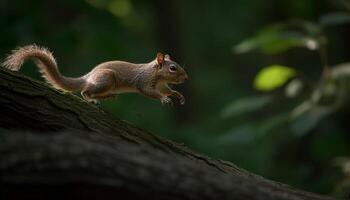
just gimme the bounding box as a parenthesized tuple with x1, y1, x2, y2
(1, 45, 188, 105)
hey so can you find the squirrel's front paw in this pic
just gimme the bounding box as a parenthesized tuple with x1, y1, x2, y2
(161, 96, 173, 106)
(173, 92, 185, 105)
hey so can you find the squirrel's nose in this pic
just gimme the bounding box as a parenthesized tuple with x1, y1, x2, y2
(184, 74, 188, 81)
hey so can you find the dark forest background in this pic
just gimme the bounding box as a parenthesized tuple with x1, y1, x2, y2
(1, 0, 350, 196)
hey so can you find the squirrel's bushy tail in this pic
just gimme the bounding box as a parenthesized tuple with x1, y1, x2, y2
(1, 44, 85, 91)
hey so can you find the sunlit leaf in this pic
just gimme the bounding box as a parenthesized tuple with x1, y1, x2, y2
(254, 65, 296, 91)
(221, 95, 272, 118)
(320, 12, 350, 26)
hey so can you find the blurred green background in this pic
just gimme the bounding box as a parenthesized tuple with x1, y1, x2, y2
(1, 0, 350, 197)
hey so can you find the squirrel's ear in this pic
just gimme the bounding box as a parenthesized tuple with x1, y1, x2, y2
(165, 54, 171, 60)
(156, 52, 165, 66)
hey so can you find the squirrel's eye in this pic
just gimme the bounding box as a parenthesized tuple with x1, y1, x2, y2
(169, 65, 177, 72)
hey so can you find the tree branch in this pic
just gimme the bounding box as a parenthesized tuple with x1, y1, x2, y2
(0, 68, 336, 200)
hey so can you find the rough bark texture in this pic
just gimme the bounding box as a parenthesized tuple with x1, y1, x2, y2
(0, 67, 336, 200)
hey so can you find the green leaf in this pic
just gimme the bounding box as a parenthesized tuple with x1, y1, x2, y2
(292, 20, 322, 35)
(285, 78, 304, 98)
(217, 124, 257, 144)
(254, 65, 296, 91)
(331, 62, 350, 79)
(218, 113, 289, 144)
(290, 101, 332, 136)
(320, 12, 350, 26)
(233, 21, 322, 55)
(221, 95, 272, 118)
(233, 30, 306, 54)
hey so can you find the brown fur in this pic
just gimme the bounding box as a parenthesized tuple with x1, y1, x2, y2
(2, 45, 85, 91)
(1, 45, 188, 105)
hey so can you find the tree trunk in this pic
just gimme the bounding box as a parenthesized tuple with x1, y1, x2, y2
(0, 68, 336, 200)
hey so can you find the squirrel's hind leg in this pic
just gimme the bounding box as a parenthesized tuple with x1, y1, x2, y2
(81, 70, 117, 102)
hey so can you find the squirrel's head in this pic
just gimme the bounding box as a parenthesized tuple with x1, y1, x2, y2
(154, 52, 188, 84)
